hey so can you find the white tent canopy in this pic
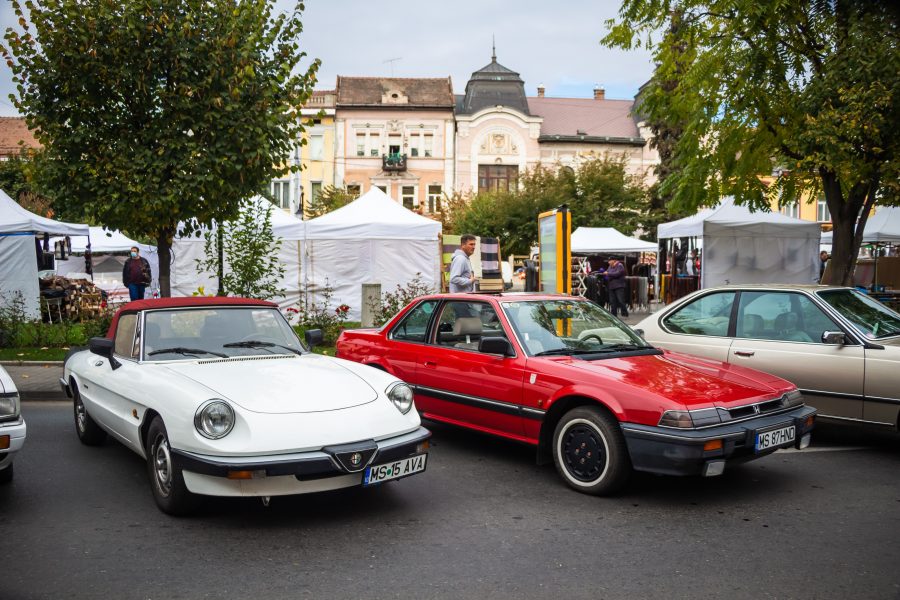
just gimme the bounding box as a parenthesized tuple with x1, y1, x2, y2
(301, 187, 442, 320)
(0, 189, 89, 318)
(658, 197, 821, 288)
(571, 227, 658, 254)
(821, 207, 900, 244)
(170, 196, 305, 307)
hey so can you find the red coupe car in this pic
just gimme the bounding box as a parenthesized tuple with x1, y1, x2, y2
(336, 293, 816, 495)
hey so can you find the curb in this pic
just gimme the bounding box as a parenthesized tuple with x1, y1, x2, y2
(0, 361, 65, 367)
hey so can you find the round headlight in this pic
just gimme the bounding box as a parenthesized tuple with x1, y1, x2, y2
(386, 382, 414, 415)
(194, 400, 235, 439)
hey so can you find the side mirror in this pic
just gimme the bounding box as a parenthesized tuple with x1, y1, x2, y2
(478, 336, 514, 356)
(633, 328, 645, 339)
(88, 337, 121, 370)
(305, 329, 324, 349)
(822, 331, 846, 345)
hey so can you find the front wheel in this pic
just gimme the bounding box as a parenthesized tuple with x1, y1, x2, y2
(73, 383, 107, 446)
(0, 463, 13, 484)
(146, 416, 199, 516)
(552, 406, 631, 495)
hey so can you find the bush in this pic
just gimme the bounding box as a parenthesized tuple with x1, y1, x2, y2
(0, 288, 114, 349)
(367, 274, 434, 327)
(287, 280, 350, 345)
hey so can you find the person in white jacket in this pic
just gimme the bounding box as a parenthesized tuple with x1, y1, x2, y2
(449, 235, 477, 292)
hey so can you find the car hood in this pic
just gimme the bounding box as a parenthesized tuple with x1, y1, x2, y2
(553, 350, 793, 409)
(160, 354, 379, 414)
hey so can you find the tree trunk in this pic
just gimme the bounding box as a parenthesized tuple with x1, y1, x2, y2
(156, 228, 173, 298)
(822, 169, 877, 286)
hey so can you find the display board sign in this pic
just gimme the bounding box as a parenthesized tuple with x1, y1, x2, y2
(538, 206, 571, 294)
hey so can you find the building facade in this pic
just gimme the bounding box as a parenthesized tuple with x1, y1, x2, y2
(334, 77, 456, 214)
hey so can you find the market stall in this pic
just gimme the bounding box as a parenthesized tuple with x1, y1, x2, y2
(0, 189, 89, 319)
(658, 197, 820, 301)
(570, 227, 658, 309)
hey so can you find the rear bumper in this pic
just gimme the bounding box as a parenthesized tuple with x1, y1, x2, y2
(171, 426, 431, 497)
(621, 405, 816, 477)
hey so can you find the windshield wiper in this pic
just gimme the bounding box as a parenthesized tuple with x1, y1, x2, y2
(147, 347, 228, 358)
(533, 348, 600, 357)
(222, 340, 302, 356)
(593, 343, 649, 352)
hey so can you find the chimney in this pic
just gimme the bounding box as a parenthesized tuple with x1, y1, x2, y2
(537, 83, 545, 98)
(593, 85, 605, 100)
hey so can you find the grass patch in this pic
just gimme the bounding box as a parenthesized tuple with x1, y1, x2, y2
(0, 347, 68, 362)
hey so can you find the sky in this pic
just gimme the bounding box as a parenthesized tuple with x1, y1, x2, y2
(0, 0, 656, 117)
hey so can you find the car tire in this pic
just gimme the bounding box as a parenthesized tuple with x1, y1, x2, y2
(145, 416, 199, 516)
(552, 406, 631, 495)
(73, 383, 107, 446)
(0, 463, 13, 484)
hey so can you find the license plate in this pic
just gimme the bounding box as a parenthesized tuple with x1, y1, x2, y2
(363, 453, 427, 485)
(755, 425, 795, 453)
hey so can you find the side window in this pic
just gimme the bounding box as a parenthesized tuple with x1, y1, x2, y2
(434, 301, 506, 351)
(114, 314, 137, 358)
(737, 292, 837, 343)
(390, 300, 437, 342)
(662, 292, 735, 336)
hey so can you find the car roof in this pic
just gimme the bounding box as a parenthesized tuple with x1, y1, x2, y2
(419, 292, 583, 303)
(699, 284, 851, 292)
(106, 297, 278, 338)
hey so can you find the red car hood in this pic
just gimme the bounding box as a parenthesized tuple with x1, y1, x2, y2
(551, 350, 794, 410)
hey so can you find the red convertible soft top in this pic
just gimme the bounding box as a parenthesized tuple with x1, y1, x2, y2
(106, 297, 278, 338)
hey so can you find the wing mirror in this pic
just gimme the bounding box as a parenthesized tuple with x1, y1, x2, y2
(633, 328, 645, 339)
(304, 329, 324, 349)
(478, 336, 514, 356)
(88, 337, 121, 370)
(821, 331, 846, 345)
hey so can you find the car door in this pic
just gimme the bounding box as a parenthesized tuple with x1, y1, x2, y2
(381, 299, 440, 385)
(651, 291, 737, 362)
(78, 312, 145, 450)
(728, 291, 865, 420)
(414, 300, 528, 440)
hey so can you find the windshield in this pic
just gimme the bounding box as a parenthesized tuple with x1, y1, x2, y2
(816, 289, 900, 340)
(142, 307, 305, 361)
(502, 299, 651, 356)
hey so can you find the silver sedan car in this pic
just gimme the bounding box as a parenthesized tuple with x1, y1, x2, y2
(637, 285, 900, 430)
(0, 364, 26, 483)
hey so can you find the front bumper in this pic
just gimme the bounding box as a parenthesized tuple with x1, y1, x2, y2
(172, 426, 431, 497)
(0, 416, 27, 470)
(621, 405, 816, 477)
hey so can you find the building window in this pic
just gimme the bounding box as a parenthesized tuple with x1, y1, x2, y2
(401, 185, 416, 209)
(427, 185, 442, 213)
(478, 165, 518, 192)
(369, 132, 380, 157)
(310, 182, 322, 206)
(347, 184, 361, 198)
(817, 195, 831, 222)
(309, 135, 324, 160)
(409, 132, 420, 157)
(388, 134, 402, 156)
(376, 185, 387, 194)
(423, 134, 433, 157)
(356, 133, 366, 157)
(271, 180, 291, 209)
(781, 201, 799, 219)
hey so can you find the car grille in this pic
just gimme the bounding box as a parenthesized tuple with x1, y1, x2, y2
(197, 355, 296, 365)
(723, 398, 786, 421)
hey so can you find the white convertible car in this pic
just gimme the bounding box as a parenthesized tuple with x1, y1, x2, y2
(61, 297, 430, 515)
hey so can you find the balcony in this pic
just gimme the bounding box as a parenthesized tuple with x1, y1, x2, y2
(382, 153, 407, 172)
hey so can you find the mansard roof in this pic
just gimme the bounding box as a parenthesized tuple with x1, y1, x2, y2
(458, 55, 530, 116)
(336, 77, 455, 109)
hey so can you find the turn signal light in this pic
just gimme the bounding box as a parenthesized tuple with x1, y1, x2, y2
(703, 439, 723, 452)
(227, 470, 265, 480)
(416, 440, 430, 453)
(805, 415, 815, 428)
(0, 435, 9, 450)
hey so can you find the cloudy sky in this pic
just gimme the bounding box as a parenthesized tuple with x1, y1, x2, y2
(0, 0, 656, 117)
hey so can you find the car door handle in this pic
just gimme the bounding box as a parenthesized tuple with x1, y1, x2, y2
(423, 360, 437, 367)
(734, 350, 755, 357)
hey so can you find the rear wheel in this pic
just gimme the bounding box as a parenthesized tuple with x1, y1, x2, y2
(552, 406, 631, 495)
(0, 463, 13, 484)
(146, 416, 199, 516)
(73, 383, 107, 446)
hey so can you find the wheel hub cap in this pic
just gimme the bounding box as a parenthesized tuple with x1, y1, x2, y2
(153, 436, 173, 497)
(563, 425, 606, 482)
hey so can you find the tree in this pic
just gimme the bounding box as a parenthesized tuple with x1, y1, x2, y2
(305, 185, 355, 218)
(603, 1, 900, 285)
(0, 149, 53, 216)
(2, 0, 320, 295)
(196, 198, 285, 300)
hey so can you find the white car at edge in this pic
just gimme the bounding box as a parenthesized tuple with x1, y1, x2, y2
(0, 364, 26, 483)
(61, 297, 430, 515)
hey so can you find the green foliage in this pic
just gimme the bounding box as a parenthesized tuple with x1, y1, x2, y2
(287, 280, 350, 344)
(0, 151, 30, 199)
(450, 157, 650, 255)
(305, 185, 356, 218)
(367, 273, 434, 327)
(603, 1, 899, 284)
(0, 288, 112, 349)
(196, 198, 286, 300)
(2, 0, 320, 294)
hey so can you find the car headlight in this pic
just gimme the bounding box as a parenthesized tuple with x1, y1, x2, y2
(386, 382, 414, 415)
(659, 410, 693, 428)
(194, 399, 235, 439)
(0, 392, 20, 421)
(782, 390, 804, 407)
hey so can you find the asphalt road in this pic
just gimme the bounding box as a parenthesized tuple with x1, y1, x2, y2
(2, 401, 899, 600)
